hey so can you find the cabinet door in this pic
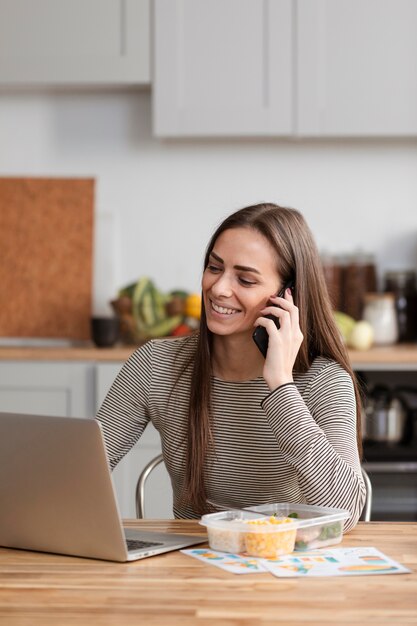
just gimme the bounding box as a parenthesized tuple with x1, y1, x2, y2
(0, 361, 95, 417)
(297, 0, 417, 136)
(154, 0, 293, 137)
(0, 0, 150, 84)
(96, 363, 174, 519)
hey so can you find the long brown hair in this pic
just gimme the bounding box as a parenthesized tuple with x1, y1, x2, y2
(183, 203, 363, 513)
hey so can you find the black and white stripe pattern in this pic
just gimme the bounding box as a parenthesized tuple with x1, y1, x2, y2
(96, 334, 365, 530)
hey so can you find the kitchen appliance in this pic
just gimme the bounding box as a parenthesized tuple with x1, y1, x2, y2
(363, 385, 408, 444)
(384, 270, 417, 342)
(362, 386, 417, 521)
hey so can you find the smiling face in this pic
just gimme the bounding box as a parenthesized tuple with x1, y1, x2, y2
(202, 227, 281, 338)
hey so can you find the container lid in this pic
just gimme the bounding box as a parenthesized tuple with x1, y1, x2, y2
(200, 503, 350, 532)
(242, 503, 350, 529)
(364, 291, 395, 302)
(199, 510, 300, 533)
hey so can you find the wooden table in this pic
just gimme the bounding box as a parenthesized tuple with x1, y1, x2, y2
(0, 520, 416, 626)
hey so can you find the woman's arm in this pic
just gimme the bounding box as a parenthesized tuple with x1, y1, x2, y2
(96, 341, 153, 469)
(261, 360, 366, 531)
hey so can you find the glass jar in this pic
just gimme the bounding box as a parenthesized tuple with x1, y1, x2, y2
(384, 270, 417, 342)
(363, 293, 399, 345)
(343, 253, 377, 320)
(321, 253, 343, 310)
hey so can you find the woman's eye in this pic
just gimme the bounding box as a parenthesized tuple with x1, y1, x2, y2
(207, 265, 221, 273)
(239, 277, 256, 286)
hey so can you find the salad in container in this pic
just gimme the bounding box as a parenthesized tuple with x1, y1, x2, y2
(245, 503, 350, 551)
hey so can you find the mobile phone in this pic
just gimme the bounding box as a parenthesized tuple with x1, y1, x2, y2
(252, 280, 294, 358)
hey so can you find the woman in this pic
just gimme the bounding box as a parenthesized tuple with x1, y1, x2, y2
(97, 203, 366, 529)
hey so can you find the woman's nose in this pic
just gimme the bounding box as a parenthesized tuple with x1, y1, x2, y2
(211, 273, 233, 297)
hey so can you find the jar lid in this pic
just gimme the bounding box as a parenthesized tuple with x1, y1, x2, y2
(364, 291, 395, 301)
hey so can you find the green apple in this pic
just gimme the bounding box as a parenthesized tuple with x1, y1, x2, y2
(334, 311, 356, 343)
(348, 320, 374, 351)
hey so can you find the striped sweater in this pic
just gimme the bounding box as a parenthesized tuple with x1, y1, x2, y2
(96, 334, 365, 530)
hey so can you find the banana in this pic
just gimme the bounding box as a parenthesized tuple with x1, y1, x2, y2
(120, 277, 190, 339)
(145, 315, 184, 338)
(133, 277, 168, 330)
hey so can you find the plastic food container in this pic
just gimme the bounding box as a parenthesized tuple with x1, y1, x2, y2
(200, 510, 298, 558)
(247, 503, 350, 551)
(200, 504, 350, 556)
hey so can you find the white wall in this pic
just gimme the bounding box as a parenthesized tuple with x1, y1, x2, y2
(1, 88, 416, 314)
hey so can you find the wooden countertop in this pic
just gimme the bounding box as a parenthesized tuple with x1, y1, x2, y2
(0, 343, 137, 362)
(1, 342, 417, 367)
(0, 520, 415, 626)
(348, 343, 417, 368)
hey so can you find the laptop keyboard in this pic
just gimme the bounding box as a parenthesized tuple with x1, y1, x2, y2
(126, 539, 164, 552)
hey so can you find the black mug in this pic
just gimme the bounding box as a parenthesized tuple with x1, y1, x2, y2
(91, 317, 120, 348)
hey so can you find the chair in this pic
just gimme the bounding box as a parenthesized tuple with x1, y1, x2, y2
(135, 455, 373, 521)
(135, 453, 164, 518)
(360, 466, 372, 522)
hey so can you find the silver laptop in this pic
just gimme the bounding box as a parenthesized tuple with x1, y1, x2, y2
(0, 412, 206, 562)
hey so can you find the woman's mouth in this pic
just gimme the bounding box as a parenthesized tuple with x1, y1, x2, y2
(210, 300, 241, 316)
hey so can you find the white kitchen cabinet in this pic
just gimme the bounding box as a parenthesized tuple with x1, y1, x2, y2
(0, 0, 150, 85)
(297, 0, 417, 136)
(153, 0, 293, 137)
(154, 0, 417, 138)
(96, 363, 173, 519)
(0, 361, 95, 417)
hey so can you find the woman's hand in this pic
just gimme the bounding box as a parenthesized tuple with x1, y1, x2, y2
(254, 288, 304, 391)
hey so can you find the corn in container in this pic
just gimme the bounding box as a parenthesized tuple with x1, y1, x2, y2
(243, 516, 297, 557)
(200, 510, 299, 558)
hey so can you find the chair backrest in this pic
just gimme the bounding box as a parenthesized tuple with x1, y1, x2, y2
(135, 453, 164, 518)
(360, 466, 372, 522)
(135, 455, 373, 521)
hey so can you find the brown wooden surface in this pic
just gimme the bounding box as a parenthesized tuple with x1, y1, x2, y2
(0, 344, 135, 362)
(0, 177, 94, 340)
(348, 343, 417, 366)
(0, 520, 416, 626)
(1, 343, 417, 365)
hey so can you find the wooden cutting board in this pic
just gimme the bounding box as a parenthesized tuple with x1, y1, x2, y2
(0, 177, 94, 340)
